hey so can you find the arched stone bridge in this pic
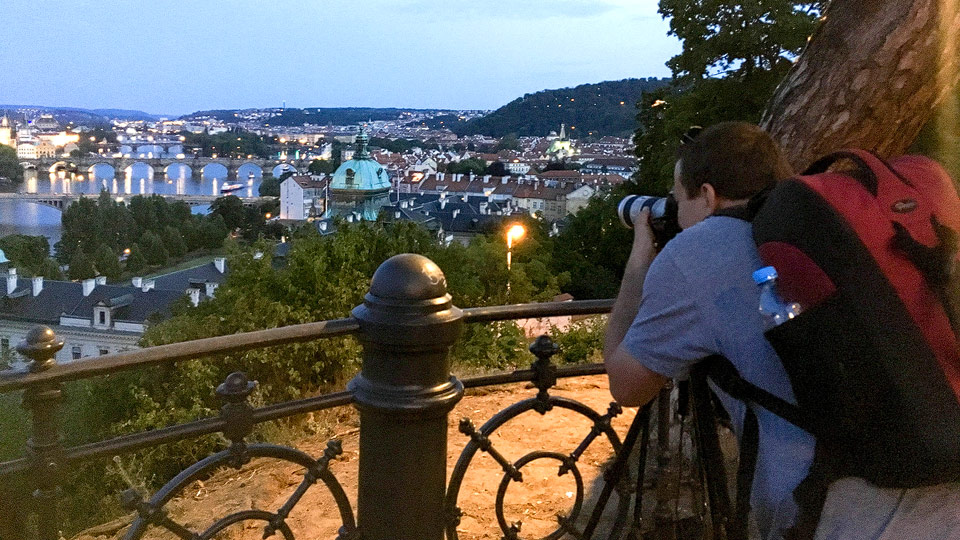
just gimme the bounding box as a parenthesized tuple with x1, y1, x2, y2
(19, 156, 308, 180)
(0, 192, 275, 212)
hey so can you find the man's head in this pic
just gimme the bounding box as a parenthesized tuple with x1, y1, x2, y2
(673, 122, 793, 229)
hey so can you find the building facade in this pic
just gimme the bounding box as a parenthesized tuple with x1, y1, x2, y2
(0, 258, 229, 366)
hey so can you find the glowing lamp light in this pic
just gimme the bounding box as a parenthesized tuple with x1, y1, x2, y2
(265, 213, 272, 219)
(506, 224, 526, 245)
(123, 248, 131, 255)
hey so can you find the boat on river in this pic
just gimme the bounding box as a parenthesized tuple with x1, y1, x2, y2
(220, 182, 244, 193)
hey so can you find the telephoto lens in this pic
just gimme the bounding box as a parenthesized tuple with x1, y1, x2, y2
(617, 194, 683, 247)
(617, 195, 667, 229)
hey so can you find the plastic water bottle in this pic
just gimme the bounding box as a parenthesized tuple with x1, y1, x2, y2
(753, 266, 802, 328)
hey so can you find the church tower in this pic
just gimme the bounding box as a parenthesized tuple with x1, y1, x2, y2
(0, 116, 14, 148)
(326, 125, 391, 221)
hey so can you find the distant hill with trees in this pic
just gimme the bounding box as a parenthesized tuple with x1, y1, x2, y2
(181, 108, 455, 126)
(0, 106, 161, 124)
(454, 78, 671, 138)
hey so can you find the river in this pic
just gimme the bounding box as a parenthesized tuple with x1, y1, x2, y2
(0, 163, 271, 248)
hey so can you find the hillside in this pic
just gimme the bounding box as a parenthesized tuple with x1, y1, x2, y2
(454, 78, 671, 138)
(181, 107, 458, 126)
(0, 106, 162, 125)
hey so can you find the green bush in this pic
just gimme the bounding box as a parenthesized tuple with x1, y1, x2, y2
(549, 316, 607, 364)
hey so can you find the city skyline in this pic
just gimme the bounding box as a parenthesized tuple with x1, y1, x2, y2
(0, 0, 680, 115)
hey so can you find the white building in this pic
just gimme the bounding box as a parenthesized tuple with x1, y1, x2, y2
(280, 175, 329, 221)
(565, 184, 597, 215)
(16, 142, 37, 159)
(506, 161, 532, 175)
(0, 259, 229, 366)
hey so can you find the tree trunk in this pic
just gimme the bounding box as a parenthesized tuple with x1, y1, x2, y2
(761, 0, 960, 170)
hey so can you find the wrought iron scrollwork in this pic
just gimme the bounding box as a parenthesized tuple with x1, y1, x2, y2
(122, 372, 356, 540)
(445, 336, 632, 540)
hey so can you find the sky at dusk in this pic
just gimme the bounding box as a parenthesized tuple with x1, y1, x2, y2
(0, 0, 680, 115)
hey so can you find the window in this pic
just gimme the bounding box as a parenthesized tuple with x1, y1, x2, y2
(72, 346, 82, 360)
(0, 338, 8, 352)
(99, 311, 106, 325)
(99, 347, 109, 356)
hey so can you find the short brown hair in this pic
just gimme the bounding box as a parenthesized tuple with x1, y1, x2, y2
(676, 122, 793, 200)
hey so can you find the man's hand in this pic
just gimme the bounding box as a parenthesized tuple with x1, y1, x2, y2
(627, 208, 657, 271)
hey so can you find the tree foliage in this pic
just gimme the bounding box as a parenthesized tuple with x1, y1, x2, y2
(68, 250, 96, 280)
(445, 158, 487, 175)
(258, 175, 283, 197)
(551, 183, 636, 299)
(0, 235, 61, 279)
(458, 79, 671, 137)
(634, 1, 825, 193)
(93, 243, 122, 281)
(125, 243, 146, 273)
(0, 145, 23, 183)
(59, 218, 569, 510)
(307, 159, 337, 175)
(58, 193, 227, 277)
(369, 136, 439, 153)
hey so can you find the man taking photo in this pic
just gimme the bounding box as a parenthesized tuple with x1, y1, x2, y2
(602, 121, 960, 539)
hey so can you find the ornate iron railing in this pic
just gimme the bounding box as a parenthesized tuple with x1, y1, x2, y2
(0, 253, 719, 540)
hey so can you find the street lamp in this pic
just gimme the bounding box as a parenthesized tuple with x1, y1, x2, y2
(506, 223, 526, 296)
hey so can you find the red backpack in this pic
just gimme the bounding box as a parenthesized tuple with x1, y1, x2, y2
(702, 149, 960, 538)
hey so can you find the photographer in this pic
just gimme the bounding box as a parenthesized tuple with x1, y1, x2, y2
(603, 122, 809, 538)
(604, 122, 960, 539)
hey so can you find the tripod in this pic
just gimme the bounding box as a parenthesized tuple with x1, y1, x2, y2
(582, 373, 735, 540)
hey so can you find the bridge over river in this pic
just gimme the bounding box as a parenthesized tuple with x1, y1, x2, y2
(0, 192, 275, 211)
(19, 156, 311, 181)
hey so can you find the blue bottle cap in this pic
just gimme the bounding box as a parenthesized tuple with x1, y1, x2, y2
(752, 266, 778, 284)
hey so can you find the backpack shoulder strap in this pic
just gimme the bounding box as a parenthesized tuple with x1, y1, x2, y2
(711, 186, 774, 223)
(699, 355, 816, 434)
(696, 355, 821, 540)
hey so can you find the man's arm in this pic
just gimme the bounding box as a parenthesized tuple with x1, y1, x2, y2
(603, 209, 668, 407)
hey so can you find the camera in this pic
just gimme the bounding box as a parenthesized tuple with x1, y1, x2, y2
(617, 194, 682, 246)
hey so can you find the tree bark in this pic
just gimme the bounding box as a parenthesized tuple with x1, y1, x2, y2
(761, 0, 960, 170)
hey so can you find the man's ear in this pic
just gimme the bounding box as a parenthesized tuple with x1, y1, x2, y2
(700, 182, 718, 212)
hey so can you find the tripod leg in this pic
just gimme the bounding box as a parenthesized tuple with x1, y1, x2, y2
(581, 402, 652, 539)
(690, 371, 733, 540)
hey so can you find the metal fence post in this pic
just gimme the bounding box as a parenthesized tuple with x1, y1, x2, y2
(18, 326, 65, 540)
(349, 254, 464, 540)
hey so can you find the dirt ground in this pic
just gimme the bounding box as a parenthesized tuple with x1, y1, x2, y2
(71, 375, 699, 540)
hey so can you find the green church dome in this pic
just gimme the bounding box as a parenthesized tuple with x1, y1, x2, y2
(330, 127, 391, 192)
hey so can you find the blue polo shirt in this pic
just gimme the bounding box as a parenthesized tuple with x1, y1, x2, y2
(621, 216, 815, 539)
